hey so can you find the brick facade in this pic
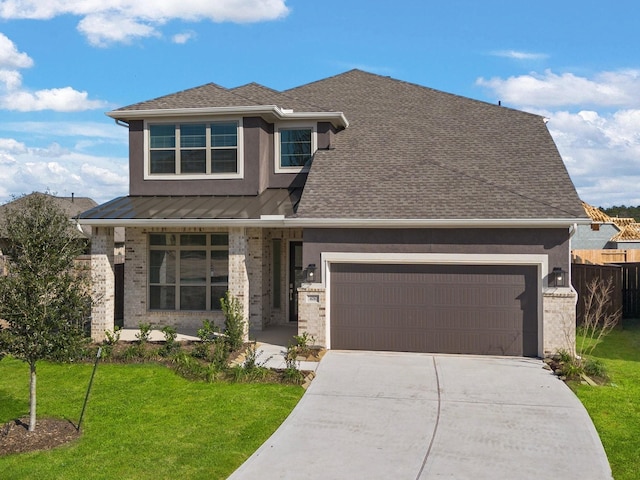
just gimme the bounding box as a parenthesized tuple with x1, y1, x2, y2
(297, 285, 326, 346)
(543, 288, 578, 356)
(90, 226, 115, 341)
(90, 225, 576, 358)
(88, 226, 303, 338)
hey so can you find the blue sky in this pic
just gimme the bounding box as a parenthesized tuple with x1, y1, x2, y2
(0, 0, 638, 207)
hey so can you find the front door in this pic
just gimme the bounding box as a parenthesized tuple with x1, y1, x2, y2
(289, 241, 303, 322)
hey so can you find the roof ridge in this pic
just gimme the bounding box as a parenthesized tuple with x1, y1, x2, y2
(286, 69, 544, 120)
(112, 82, 257, 111)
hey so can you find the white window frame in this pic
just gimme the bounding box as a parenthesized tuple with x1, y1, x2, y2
(144, 117, 244, 180)
(274, 122, 317, 174)
(148, 233, 229, 311)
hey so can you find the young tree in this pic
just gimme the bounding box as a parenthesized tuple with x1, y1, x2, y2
(0, 193, 91, 431)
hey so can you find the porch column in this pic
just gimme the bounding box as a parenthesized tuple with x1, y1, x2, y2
(543, 288, 577, 356)
(90, 226, 115, 342)
(246, 228, 264, 330)
(228, 227, 250, 340)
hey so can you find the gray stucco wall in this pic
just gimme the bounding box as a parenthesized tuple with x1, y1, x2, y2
(128, 117, 316, 196)
(613, 240, 640, 250)
(302, 227, 571, 283)
(572, 223, 618, 250)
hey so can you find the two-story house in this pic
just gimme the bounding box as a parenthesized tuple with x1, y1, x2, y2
(80, 70, 588, 357)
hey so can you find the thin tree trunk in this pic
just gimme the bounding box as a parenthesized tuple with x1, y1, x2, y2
(29, 362, 36, 432)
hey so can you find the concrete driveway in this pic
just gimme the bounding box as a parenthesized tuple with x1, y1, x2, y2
(228, 351, 612, 480)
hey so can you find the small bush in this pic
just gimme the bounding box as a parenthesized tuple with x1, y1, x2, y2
(211, 336, 231, 370)
(105, 326, 121, 345)
(584, 358, 608, 379)
(243, 342, 271, 370)
(282, 343, 304, 384)
(136, 322, 152, 344)
(292, 331, 315, 357)
(101, 326, 121, 360)
(193, 319, 219, 360)
(221, 292, 246, 351)
(159, 325, 180, 357)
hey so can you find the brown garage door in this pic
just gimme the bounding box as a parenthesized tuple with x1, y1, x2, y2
(330, 263, 538, 356)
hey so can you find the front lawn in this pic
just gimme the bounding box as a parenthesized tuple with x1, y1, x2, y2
(572, 319, 640, 480)
(0, 357, 303, 479)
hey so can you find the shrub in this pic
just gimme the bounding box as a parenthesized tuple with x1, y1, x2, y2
(584, 358, 608, 379)
(292, 331, 315, 357)
(220, 292, 246, 351)
(101, 326, 121, 360)
(159, 325, 180, 357)
(193, 319, 219, 360)
(282, 343, 304, 384)
(136, 322, 152, 344)
(211, 336, 231, 370)
(577, 277, 621, 359)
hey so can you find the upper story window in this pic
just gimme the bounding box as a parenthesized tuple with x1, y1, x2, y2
(275, 123, 317, 173)
(146, 120, 243, 180)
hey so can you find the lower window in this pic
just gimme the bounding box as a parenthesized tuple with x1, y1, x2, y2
(149, 233, 229, 311)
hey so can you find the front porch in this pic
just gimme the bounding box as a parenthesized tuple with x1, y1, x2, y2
(89, 225, 307, 341)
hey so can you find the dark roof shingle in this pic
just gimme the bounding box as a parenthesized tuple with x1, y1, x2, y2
(106, 69, 586, 221)
(285, 70, 586, 219)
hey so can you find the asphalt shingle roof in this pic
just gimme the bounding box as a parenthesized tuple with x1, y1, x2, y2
(0, 192, 97, 238)
(108, 69, 586, 221)
(285, 70, 586, 219)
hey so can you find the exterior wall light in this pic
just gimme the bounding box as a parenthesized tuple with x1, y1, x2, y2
(549, 267, 568, 288)
(306, 264, 317, 283)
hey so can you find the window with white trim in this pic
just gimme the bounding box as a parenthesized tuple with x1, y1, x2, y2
(275, 124, 316, 173)
(149, 233, 229, 311)
(147, 120, 242, 178)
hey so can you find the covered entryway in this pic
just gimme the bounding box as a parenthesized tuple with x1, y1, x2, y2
(330, 263, 538, 356)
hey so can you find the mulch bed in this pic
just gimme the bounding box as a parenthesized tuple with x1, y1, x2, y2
(0, 417, 81, 456)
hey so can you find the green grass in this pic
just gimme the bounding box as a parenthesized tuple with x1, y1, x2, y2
(572, 319, 640, 480)
(0, 357, 303, 479)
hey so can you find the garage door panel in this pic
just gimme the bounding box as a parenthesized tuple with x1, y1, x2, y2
(330, 263, 537, 356)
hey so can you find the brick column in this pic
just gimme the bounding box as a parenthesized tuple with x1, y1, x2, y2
(297, 285, 327, 347)
(543, 288, 577, 356)
(90, 226, 115, 342)
(246, 227, 264, 330)
(228, 227, 250, 340)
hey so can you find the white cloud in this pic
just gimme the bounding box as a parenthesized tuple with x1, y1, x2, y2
(0, 0, 290, 46)
(477, 68, 640, 207)
(544, 109, 640, 207)
(0, 137, 27, 153)
(1, 120, 127, 140)
(477, 69, 640, 108)
(0, 137, 128, 204)
(0, 34, 106, 111)
(490, 50, 548, 61)
(172, 31, 196, 44)
(1, 86, 106, 111)
(0, 32, 33, 68)
(78, 13, 159, 47)
(0, 69, 22, 90)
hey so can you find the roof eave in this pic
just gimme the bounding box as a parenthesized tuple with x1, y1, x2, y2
(78, 217, 590, 229)
(106, 105, 349, 129)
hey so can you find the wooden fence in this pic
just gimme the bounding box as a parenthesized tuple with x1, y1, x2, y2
(621, 263, 640, 318)
(571, 263, 623, 324)
(572, 249, 640, 265)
